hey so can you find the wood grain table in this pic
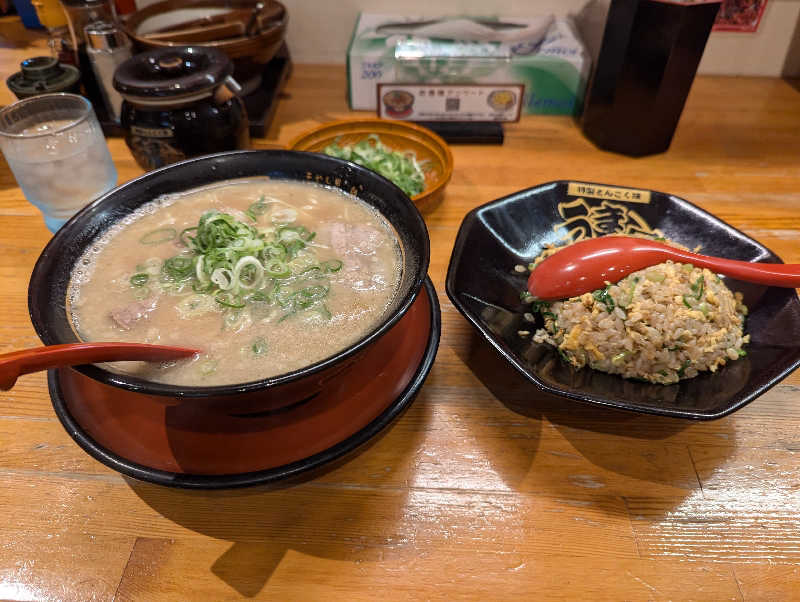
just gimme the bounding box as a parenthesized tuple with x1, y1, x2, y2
(2, 17, 800, 600)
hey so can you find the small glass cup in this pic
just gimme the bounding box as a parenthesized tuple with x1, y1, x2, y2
(0, 93, 117, 232)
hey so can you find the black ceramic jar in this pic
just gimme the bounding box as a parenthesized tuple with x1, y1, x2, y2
(113, 46, 249, 171)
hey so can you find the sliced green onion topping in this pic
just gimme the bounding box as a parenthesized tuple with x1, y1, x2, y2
(251, 338, 268, 355)
(592, 285, 615, 311)
(323, 134, 427, 197)
(233, 256, 264, 289)
(130, 273, 149, 287)
(215, 291, 246, 308)
(528, 299, 551, 313)
(180, 226, 198, 247)
(264, 260, 291, 278)
(163, 256, 194, 281)
(691, 275, 705, 299)
(324, 259, 343, 273)
(128, 208, 343, 321)
(140, 227, 177, 245)
(211, 267, 234, 290)
(248, 291, 269, 303)
(245, 196, 270, 221)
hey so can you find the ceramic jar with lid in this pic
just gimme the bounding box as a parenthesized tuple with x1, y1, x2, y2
(113, 46, 249, 171)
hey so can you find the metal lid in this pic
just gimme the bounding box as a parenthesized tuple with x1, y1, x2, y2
(6, 57, 81, 99)
(85, 21, 130, 51)
(113, 46, 232, 103)
(61, 0, 114, 7)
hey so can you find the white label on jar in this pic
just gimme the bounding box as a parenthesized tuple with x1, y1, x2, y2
(130, 125, 174, 138)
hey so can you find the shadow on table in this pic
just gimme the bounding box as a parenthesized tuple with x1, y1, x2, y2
(454, 327, 737, 507)
(124, 399, 429, 598)
(780, 3, 800, 89)
(448, 325, 546, 487)
(784, 78, 800, 94)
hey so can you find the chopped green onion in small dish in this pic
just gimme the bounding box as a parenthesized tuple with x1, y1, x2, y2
(323, 134, 427, 197)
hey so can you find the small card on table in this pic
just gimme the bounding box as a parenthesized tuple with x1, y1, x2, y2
(377, 83, 524, 122)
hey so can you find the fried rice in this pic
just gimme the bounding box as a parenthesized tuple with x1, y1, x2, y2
(523, 246, 750, 385)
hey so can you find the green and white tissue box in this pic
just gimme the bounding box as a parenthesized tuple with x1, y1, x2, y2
(346, 14, 591, 116)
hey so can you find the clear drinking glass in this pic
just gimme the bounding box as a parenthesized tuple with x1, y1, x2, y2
(0, 93, 117, 232)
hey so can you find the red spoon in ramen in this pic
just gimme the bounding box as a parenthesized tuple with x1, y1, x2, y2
(527, 236, 800, 301)
(0, 342, 200, 390)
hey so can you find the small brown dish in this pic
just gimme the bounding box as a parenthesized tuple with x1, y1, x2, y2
(288, 119, 453, 213)
(122, 0, 287, 64)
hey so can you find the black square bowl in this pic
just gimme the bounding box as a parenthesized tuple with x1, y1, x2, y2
(446, 180, 800, 420)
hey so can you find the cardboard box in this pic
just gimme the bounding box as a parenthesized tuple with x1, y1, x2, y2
(347, 14, 591, 116)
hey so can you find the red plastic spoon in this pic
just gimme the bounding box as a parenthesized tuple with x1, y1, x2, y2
(527, 236, 800, 301)
(0, 342, 200, 390)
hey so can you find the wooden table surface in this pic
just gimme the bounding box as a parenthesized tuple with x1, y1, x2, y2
(2, 17, 800, 601)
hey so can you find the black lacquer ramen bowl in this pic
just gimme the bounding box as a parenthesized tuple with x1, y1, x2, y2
(446, 180, 800, 420)
(29, 150, 430, 415)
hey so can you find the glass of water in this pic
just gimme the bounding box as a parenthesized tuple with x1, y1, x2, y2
(0, 93, 117, 232)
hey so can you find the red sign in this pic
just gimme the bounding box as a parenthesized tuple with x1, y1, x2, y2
(713, 0, 768, 32)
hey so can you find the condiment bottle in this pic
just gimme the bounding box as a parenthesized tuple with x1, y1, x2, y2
(58, 0, 117, 109)
(60, 0, 116, 47)
(113, 46, 250, 171)
(84, 21, 131, 122)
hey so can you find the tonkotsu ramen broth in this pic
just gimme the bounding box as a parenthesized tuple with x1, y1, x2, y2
(68, 178, 403, 386)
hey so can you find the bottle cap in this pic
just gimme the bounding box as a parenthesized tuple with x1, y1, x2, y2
(85, 21, 129, 51)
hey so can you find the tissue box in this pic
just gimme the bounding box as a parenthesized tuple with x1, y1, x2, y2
(347, 14, 590, 116)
